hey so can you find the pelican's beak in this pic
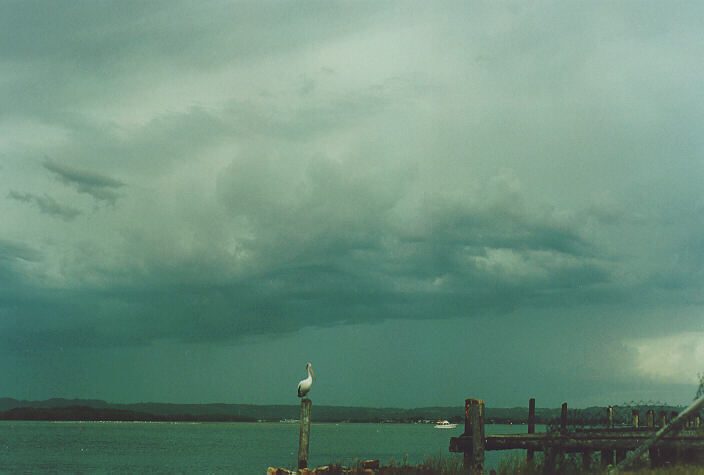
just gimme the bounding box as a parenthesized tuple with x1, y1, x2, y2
(310, 367, 315, 380)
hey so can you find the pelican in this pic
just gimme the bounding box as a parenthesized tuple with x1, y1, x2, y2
(297, 362, 315, 397)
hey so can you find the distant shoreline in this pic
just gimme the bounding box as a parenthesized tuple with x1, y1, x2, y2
(0, 397, 687, 425)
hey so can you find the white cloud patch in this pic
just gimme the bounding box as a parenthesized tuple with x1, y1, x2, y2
(625, 332, 704, 384)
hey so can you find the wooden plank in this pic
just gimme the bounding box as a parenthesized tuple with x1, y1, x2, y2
(450, 434, 704, 452)
(574, 429, 665, 436)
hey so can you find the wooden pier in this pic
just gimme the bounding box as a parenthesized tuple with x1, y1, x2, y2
(450, 398, 704, 472)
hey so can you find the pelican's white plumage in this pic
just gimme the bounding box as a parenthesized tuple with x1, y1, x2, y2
(297, 362, 315, 397)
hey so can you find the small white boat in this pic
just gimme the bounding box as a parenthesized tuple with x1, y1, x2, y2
(433, 420, 457, 429)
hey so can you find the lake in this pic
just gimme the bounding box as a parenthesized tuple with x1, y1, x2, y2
(0, 421, 541, 473)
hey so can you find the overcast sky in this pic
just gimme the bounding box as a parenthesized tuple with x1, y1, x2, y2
(1, 1, 703, 409)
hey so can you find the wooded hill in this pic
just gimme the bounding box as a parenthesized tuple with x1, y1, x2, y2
(0, 398, 687, 424)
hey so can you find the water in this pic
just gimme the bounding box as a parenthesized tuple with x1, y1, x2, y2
(0, 421, 541, 473)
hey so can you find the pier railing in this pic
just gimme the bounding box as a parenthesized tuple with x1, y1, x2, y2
(450, 398, 704, 472)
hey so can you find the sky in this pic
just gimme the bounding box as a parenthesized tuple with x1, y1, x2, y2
(1, 1, 703, 409)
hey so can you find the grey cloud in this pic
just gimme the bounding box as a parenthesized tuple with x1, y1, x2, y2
(0, 1, 384, 121)
(0, 148, 620, 350)
(1, 0, 704, 409)
(0, 239, 42, 263)
(43, 159, 124, 203)
(0, 240, 42, 311)
(8, 190, 81, 221)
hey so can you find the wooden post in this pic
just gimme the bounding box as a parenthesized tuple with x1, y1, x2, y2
(464, 399, 485, 473)
(646, 410, 657, 466)
(560, 402, 568, 432)
(527, 398, 535, 462)
(670, 412, 680, 464)
(550, 402, 568, 471)
(298, 398, 312, 470)
(602, 406, 614, 467)
(659, 410, 667, 428)
(616, 409, 638, 463)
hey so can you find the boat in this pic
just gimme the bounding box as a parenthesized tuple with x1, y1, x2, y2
(433, 420, 457, 429)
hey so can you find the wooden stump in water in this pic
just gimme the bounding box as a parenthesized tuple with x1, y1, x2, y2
(298, 398, 312, 470)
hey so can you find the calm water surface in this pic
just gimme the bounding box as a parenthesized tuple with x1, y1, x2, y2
(0, 421, 542, 474)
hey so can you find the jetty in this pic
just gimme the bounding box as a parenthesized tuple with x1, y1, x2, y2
(450, 398, 704, 472)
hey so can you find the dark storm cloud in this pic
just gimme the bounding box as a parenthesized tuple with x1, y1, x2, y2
(43, 159, 124, 203)
(1, 0, 704, 404)
(8, 190, 81, 221)
(0, 160, 617, 349)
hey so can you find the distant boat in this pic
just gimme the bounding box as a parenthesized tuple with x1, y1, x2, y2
(433, 420, 457, 429)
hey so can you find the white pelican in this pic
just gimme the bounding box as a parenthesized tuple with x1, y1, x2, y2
(297, 362, 315, 397)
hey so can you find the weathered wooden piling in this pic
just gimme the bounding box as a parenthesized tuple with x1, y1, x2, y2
(647, 409, 658, 464)
(527, 398, 536, 462)
(548, 402, 569, 472)
(463, 398, 485, 473)
(298, 398, 312, 470)
(616, 410, 640, 463)
(602, 406, 615, 467)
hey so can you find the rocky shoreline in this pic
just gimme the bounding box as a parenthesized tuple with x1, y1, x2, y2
(267, 459, 438, 474)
